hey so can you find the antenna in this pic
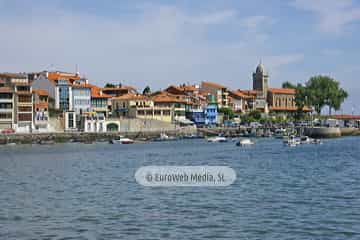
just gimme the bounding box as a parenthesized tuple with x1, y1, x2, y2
(76, 64, 80, 76)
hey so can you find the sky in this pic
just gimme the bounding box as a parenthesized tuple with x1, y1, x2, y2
(0, 0, 360, 113)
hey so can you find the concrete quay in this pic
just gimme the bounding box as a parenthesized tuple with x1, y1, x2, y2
(0, 127, 197, 145)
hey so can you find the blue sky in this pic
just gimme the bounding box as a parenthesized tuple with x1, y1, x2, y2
(1, 0, 360, 113)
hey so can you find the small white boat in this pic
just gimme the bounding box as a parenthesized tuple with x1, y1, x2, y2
(284, 136, 301, 147)
(236, 138, 255, 146)
(274, 128, 287, 139)
(111, 136, 134, 144)
(300, 136, 323, 145)
(313, 139, 323, 144)
(207, 136, 227, 143)
(300, 136, 314, 144)
(154, 133, 177, 141)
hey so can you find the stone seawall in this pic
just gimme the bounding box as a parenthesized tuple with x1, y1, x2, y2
(0, 126, 197, 145)
(304, 127, 342, 138)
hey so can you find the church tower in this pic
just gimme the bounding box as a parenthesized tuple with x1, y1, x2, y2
(252, 61, 269, 99)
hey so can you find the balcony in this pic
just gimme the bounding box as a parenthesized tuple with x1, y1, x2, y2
(0, 112, 12, 121)
(18, 113, 32, 122)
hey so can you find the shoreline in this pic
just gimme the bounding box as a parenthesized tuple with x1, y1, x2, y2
(0, 127, 359, 145)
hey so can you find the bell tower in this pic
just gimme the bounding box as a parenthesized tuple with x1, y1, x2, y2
(252, 61, 269, 99)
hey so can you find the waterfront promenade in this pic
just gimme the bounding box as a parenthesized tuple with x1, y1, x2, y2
(1, 126, 359, 144)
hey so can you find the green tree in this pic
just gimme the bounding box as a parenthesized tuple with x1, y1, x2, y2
(104, 83, 115, 88)
(248, 109, 262, 120)
(282, 81, 297, 89)
(305, 75, 348, 115)
(142, 86, 151, 96)
(218, 107, 235, 120)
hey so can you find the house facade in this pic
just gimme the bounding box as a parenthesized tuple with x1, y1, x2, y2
(0, 73, 33, 132)
(0, 87, 14, 130)
(33, 89, 49, 131)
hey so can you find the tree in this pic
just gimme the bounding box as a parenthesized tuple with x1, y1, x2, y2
(241, 110, 262, 123)
(305, 75, 348, 115)
(142, 86, 151, 96)
(104, 83, 115, 88)
(294, 84, 309, 119)
(218, 107, 235, 120)
(248, 110, 262, 120)
(282, 81, 297, 89)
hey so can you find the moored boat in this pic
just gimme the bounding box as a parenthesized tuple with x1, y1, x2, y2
(111, 136, 134, 144)
(284, 135, 301, 147)
(154, 133, 177, 141)
(207, 136, 227, 143)
(236, 138, 255, 146)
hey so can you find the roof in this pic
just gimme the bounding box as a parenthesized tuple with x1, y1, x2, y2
(270, 106, 312, 112)
(35, 102, 49, 108)
(0, 87, 12, 93)
(102, 85, 137, 92)
(255, 63, 267, 74)
(182, 85, 197, 91)
(33, 89, 48, 96)
(47, 72, 81, 81)
(229, 90, 253, 99)
(16, 91, 32, 95)
(269, 88, 296, 94)
(152, 92, 187, 104)
(0, 73, 27, 79)
(71, 83, 91, 89)
(112, 93, 147, 100)
(333, 115, 360, 120)
(201, 81, 226, 89)
(88, 84, 111, 98)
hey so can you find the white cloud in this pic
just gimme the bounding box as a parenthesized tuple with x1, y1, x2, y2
(293, 0, 360, 34)
(0, 3, 301, 91)
(186, 10, 237, 25)
(241, 15, 272, 31)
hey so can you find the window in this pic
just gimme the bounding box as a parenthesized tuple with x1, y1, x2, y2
(18, 113, 32, 121)
(18, 95, 32, 103)
(0, 103, 12, 109)
(68, 113, 74, 128)
(0, 93, 12, 99)
(18, 106, 32, 112)
(0, 113, 12, 119)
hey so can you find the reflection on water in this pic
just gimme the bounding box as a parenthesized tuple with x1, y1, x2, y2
(0, 138, 360, 239)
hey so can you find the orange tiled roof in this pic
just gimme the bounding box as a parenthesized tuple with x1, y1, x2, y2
(0, 87, 12, 93)
(239, 89, 257, 97)
(152, 92, 187, 104)
(35, 102, 48, 108)
(33, 89, 48, 96)
(88, 84, 111, 98)
(16, 91, 32, 95)
(230, 90, 253, 99)
(269, 88, 296, 94)
(71, 83, 91, 89)
(112, 93, 147, 100)
(270, 106, 311, 112)
(182, 85, 197, 91)
(333, 115, 360, 120)
(201, 81, 226, 89)
(48, 72, 81, 81)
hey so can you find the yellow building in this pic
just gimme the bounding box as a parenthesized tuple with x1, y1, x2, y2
(111, 92, 186, 123)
